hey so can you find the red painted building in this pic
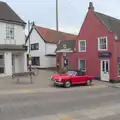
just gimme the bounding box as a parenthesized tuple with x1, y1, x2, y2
(76, 2, 120, 82)
(56, 40, 77, 70)
(57, 2, 120, 82)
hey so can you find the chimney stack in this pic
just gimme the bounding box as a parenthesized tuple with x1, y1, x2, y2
(88, 2, 94, 10)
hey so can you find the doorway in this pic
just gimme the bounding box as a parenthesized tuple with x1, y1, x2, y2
(101, 60, 110, 81)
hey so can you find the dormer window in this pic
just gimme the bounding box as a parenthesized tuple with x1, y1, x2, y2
(6, 24, 14, 39)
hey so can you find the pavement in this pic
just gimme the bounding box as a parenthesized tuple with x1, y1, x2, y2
(0, 70, 55, 91)
(0, 69, 111, 93)
(0, 70, 120, 120)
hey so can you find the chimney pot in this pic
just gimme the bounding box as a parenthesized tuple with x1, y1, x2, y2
(88, 2, 94, 10)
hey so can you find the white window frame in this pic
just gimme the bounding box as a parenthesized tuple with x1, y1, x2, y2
(98, 36, 108, 51)
(79, 59, 86, 71)
(6, 23, 14, 39)
(79, 40, 86, 52)
(118, 61, 120, 76)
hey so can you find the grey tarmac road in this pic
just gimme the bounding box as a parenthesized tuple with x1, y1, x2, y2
(0, 86, 120, 120)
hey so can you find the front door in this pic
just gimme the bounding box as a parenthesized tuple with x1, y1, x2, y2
(101, 60, 110, 81)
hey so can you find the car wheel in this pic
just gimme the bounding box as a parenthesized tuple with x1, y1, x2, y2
(64, 81, 71, 88)
(86, 79, 91, 86)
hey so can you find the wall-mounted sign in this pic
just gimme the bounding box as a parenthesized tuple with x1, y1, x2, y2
(98, 52, 112, 58)
(63, 44, 67, 49)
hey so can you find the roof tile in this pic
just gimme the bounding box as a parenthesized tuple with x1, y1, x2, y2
(35, 26, 77, 44)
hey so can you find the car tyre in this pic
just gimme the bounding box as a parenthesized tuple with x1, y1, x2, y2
(86, 79, 91, 86)
(64, 81, 71, 88)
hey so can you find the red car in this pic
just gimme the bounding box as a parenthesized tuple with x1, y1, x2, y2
(51, 70, 94, 88)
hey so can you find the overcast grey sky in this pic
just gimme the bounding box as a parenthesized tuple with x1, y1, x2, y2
(2, 0, 120, 34)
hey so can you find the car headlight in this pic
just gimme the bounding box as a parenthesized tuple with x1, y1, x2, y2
(58, 78, 62, 82)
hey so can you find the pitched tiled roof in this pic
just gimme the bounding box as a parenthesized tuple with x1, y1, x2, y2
(95, 11, 120, 37)
(0, 1, 26, 25)
(56, 40, 76, 52)
(35, 26, 77, 44)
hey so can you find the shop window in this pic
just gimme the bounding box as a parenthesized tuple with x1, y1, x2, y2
(32, 57, 40, 66)
(118, 62, 120, 76)
(31, 43, 39, 50)
(79, 40, 86, 52)
(0, 55, 4, 74)
(98, 37, 108, 51)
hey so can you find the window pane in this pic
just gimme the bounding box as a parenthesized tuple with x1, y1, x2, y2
(6, 24, 14, 39)
(31, 43, 39, 50)
(80, 60, 85, 70)
(106, 61, 109, 72)
(102, 61, 105, 71)
(32, 57, 40, 66)
(99, 37, 107, 50)
(118, 62, 120, 75)
(80, 41, 86, 51)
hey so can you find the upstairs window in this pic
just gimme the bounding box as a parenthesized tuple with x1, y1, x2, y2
(31, 43, 39, 50)
(6, 24, 14, 39)
(98, 37, 108, 51)
(79, 40, 86, 52)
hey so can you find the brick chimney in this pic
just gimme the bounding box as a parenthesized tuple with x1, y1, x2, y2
(88, 2, 94, 10)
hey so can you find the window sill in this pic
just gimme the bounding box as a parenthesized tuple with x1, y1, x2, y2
(98, 49, 108, 51)
(79, 51, 86, 52)
(31, 49, 39, 51)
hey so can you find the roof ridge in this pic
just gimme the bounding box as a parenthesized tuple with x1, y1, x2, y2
(95, 11, 120, 22)
(94, 11, 120, 37)
(0, 1, 6, 3)
(0, 1, 25, 24)
(4, 2, 25, 23)
(35, 26, 77, 35)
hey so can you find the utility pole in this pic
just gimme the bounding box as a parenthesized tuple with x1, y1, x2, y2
(56, 0, 59, 33)
(28, 20, 34, 82)
(28, 20, 31, 54)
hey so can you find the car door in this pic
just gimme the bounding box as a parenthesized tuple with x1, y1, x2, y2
(71, 75, 80, 84)
(77, 76, 87, 83)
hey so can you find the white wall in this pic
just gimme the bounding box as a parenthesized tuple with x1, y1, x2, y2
(26, 28, 56, 68)
(15, 24, 25, 45)
(45, 43, 56, 55)
(4, 52, 12, 75)
(0, 21, 25, 45)
(23, 53, 27, 72)
(15, 53, 27, 73)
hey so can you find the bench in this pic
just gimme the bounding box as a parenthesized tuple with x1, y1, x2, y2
(12, 72, 35, 84)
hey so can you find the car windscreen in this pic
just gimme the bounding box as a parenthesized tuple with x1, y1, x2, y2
(67, 71, 77, 76)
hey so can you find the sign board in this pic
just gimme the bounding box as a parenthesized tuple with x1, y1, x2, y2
(98, 52, 112, 58)
(28, 55, 32, 60)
